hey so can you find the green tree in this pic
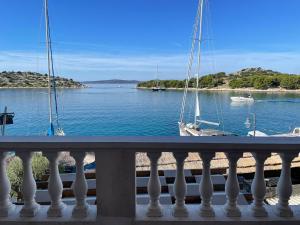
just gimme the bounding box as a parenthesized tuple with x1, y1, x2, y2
(7, 153, 49, 199)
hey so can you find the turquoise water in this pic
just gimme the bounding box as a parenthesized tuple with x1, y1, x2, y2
(1, 84, 299, 136)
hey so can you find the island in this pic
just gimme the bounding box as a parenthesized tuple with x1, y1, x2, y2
(137, 68, 300, 92)
(0, 71, 85, 88)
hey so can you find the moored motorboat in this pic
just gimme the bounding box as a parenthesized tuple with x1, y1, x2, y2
(231, 96, 254, 103)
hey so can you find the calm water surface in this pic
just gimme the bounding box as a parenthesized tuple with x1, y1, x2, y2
(0, 84, 299, 136)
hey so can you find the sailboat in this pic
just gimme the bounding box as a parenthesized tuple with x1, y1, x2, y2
(178, 0, 233, 137)
(44, 0, 65, 136)
(152, 65, 166, 91)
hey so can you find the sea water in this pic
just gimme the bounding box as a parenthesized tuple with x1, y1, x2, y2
(0, 84, 299, 136)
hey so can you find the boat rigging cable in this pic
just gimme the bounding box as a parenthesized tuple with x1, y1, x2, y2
(204, 0, 225, 131)
(179, 1, 202, 123)
(179, 0, 225, 130)
(44, 0, 62, 135)
(194, 0, 204, 125)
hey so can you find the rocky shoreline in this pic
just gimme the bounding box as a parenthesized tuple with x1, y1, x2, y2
(0, 71, 85, 88)
(137, 86, 300, 93)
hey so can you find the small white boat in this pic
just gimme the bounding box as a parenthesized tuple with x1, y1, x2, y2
(248, 127, 300, 137)
(247, 130, 269, 137)
(231, 96, 254, 103)
(271, 127, 300, 137)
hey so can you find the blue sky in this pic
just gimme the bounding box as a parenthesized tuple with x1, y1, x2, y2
(0, 0, 300, 81)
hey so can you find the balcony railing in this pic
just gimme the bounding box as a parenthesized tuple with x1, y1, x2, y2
(0, 136, 300, 225)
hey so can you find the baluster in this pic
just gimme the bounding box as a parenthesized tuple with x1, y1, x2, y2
(44, 151, 65, 217)
(275, 152, 298, 217)
(224, 152, 242, 217)
(71, 151, 89, 218)
(251, 152, 270, 217)
(0, 152, 15, 217)
(146, 152, 163, 217)
(19, 152, 40, 217)
(172, 152, 188, 217)
(199, 152, 215, 217)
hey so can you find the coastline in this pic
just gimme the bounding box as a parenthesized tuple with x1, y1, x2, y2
(0, 86, 86, 89)
(136, 86, 300, 93)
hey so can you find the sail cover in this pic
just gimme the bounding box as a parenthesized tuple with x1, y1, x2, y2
(195, 93, 200, 117)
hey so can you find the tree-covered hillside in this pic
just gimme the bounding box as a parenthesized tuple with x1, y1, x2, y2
(137, 68, 300, 90)
(0, 71, 85, 88)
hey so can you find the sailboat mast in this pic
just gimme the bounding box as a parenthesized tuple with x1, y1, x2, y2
(44, 0, 53, 129)
(194, 0, 204, 124)
(179, 0, 202, 123)
(156, 64, 159, 88)
(197, 0, 204, 76)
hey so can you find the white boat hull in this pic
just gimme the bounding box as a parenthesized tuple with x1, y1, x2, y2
(231, 96, 254, 102)
(248, 128, 300, 137)
(179, 122, 233, 137)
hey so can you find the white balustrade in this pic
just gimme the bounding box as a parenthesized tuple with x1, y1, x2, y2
(0, 152, 15, 217)
(224, 152, 242, 217)
(18, 151, 40, 217)
(44, 151, 65, 217)
(172, 152, 188, 217)
(251, 152, 270, 217)
(146, 152, 163, 217)
(198, 152, 215, 217)
(275, 152, 298, 217)
(0, 137, 299, 224)
(71, 151, 89, 218)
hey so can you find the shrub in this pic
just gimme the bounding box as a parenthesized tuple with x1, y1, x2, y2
(7, 157, 23, 199)
(7, 153, 49, 200)
(280, 76, 300, 90)
(253, 76, 273, 90)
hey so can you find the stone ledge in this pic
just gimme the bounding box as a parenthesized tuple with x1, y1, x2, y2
(135, 205, 300, 225)
(1, 205, 300, 225)
(0, 205, 97, 224)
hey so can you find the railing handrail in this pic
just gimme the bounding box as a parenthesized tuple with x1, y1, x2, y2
(0, 136, 299, 152)
(0, 136, 300, 222)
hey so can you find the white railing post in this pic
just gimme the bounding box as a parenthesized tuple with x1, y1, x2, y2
(224, 152, 242, 217)
(199, 152, 215, 217)
(96, 150, 136, 218)
(18, 152, 40, 217)
(172, 152, 188, 217)
(146, 152, 163, 217)
(0, 152, 15, 217)
(44, 151, 65, 217)
(251, 152, 270, 217)
(275, 152, 298, 218)
(71, 151, 89, 218)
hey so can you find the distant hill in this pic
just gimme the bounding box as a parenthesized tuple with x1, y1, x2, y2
(0, 71, 85, 88)
(137, 68, 300, 90)
(83, 79, 140, 84)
